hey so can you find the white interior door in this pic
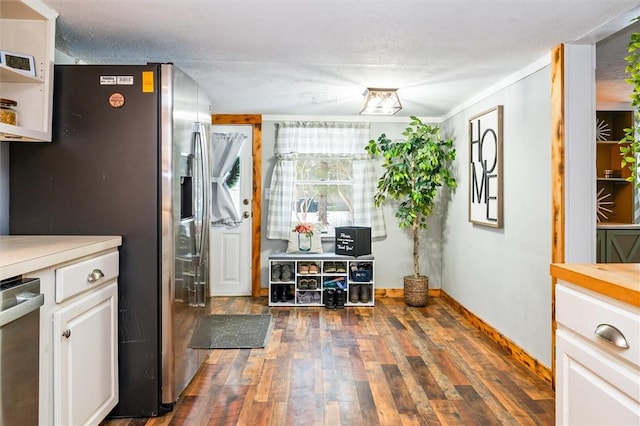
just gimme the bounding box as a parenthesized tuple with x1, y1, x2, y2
(209, 125, 253, 296)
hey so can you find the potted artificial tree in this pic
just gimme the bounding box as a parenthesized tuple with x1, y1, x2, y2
(621, 23, 640, 190)
(366, 116, 457, 306)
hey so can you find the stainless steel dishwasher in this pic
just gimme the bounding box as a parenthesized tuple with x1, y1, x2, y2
(0, 277, 44, 426)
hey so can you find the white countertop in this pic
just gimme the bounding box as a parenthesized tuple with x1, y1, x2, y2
(0, 235, 122, 280)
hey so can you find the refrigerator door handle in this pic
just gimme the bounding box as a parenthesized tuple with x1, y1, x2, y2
(194, 122, 210, 265)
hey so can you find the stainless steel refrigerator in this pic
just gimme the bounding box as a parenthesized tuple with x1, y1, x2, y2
(9, 64, 212, 417)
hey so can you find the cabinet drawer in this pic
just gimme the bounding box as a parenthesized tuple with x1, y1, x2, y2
(556, 283, 640, 368)
(556, 329, 640, 425)
(56, 251, 119, 303)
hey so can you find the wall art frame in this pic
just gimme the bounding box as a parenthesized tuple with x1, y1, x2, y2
(468, 105, 503, 228)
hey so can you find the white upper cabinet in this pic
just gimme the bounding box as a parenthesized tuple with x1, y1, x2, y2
(0, 0, 57, 142)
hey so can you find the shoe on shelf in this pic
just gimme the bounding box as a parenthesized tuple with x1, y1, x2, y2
(307, 278, 317, 289)
(308, 263, 319, 274)
(335, 262, 347, 273)
(281, 264, 293, 281)
(271, 264, 282, 281)
(360, 285, 371, 303)
(349, 285, 360, 303)
(298, 279, 308, 290)
(298, 262, 309, 274)
(324, 262, 336, 273)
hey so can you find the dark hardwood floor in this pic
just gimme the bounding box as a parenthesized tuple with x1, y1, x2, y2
(102, 296, 555, 425)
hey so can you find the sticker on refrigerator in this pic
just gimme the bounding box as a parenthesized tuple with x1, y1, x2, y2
(100, 76, 117, 85)
(117, 75, 134, 85)
(142, 71, 154, 93)
(108, 92, 125, 108)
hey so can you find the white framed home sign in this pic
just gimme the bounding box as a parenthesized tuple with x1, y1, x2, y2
(468, 105, 503, 228)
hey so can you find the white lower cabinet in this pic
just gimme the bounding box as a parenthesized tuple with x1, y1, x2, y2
(555, 282, 640, 426)
(34, 248, 120, 425)
(53, 282, 118, 425)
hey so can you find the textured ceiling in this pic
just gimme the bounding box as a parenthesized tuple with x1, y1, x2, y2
(596, 19, 640, 109)
(41, 0, 640, 118)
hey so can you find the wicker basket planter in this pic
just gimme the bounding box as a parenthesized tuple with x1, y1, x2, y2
(404, 275, 429, 307)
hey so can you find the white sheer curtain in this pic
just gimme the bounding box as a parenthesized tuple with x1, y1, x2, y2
(210, 132, 245, 228)
(266, 121, 386, 240)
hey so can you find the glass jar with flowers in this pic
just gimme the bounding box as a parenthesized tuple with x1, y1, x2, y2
(293, 223, 314, 252)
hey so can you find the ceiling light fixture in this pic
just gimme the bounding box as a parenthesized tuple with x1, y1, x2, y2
(360, 88, 402, 115)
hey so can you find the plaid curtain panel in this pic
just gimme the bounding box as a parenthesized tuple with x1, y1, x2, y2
(266, 121, 386, 239)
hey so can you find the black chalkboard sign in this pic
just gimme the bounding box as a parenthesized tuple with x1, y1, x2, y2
(335, 226, 371, 256)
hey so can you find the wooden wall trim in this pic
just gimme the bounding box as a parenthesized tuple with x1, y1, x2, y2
(211, 114, 263, 297)
(440, 291, 553, 387)
(550, 43, 565, 389)
(212, 114, 262, 125)
(258, 287, 441, 299)
(551, 44, 565, 265)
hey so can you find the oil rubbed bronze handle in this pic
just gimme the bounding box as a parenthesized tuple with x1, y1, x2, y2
(594, 324, 629, 349)
(87, 269, 105, 283)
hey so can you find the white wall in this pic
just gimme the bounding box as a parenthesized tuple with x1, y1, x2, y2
(260, 118, 447, 290)
(440, 66, 553, 366)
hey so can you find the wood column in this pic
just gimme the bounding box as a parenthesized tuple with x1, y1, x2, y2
(550, 44, 565, 390)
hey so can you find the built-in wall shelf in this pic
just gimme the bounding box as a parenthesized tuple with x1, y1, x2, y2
(595, 110, 635, 224)
(0, 0, 57, 142)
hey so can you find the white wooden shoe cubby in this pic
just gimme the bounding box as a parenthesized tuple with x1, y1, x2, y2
(268, 253, 374, 307)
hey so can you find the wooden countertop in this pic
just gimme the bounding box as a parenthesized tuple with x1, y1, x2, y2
(550, 263, 640, 307)
(0, 235, 122, 280)
(597, 223, 640, 230)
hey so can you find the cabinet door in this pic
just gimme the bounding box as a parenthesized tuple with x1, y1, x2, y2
(53, 282, 118, 426)
(605, 229, 640, 263)
(556, 329, 640, 426)
(596, 229, 605, 262)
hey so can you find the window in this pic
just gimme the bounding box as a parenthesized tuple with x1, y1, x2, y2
(293, 156, 354, 235)
(266, 121, 386, 240)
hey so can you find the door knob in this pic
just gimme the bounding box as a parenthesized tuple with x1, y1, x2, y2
(243, 199, 250, 205)
(243, 211, 250, 218)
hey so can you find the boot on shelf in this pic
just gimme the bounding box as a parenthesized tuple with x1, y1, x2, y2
(349, 285, 360, 303)
(360, 285, 371, 303)
(284, 285, 294, 302)
(335, 288, 346, 309)
(272, 285, 283, 303)
(324, 288, 336, 309)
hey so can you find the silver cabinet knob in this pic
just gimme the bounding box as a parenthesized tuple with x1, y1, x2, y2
(87, 269, 105, 283)
(243, 211, 250, 218)
(62, 329, 71, 339)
